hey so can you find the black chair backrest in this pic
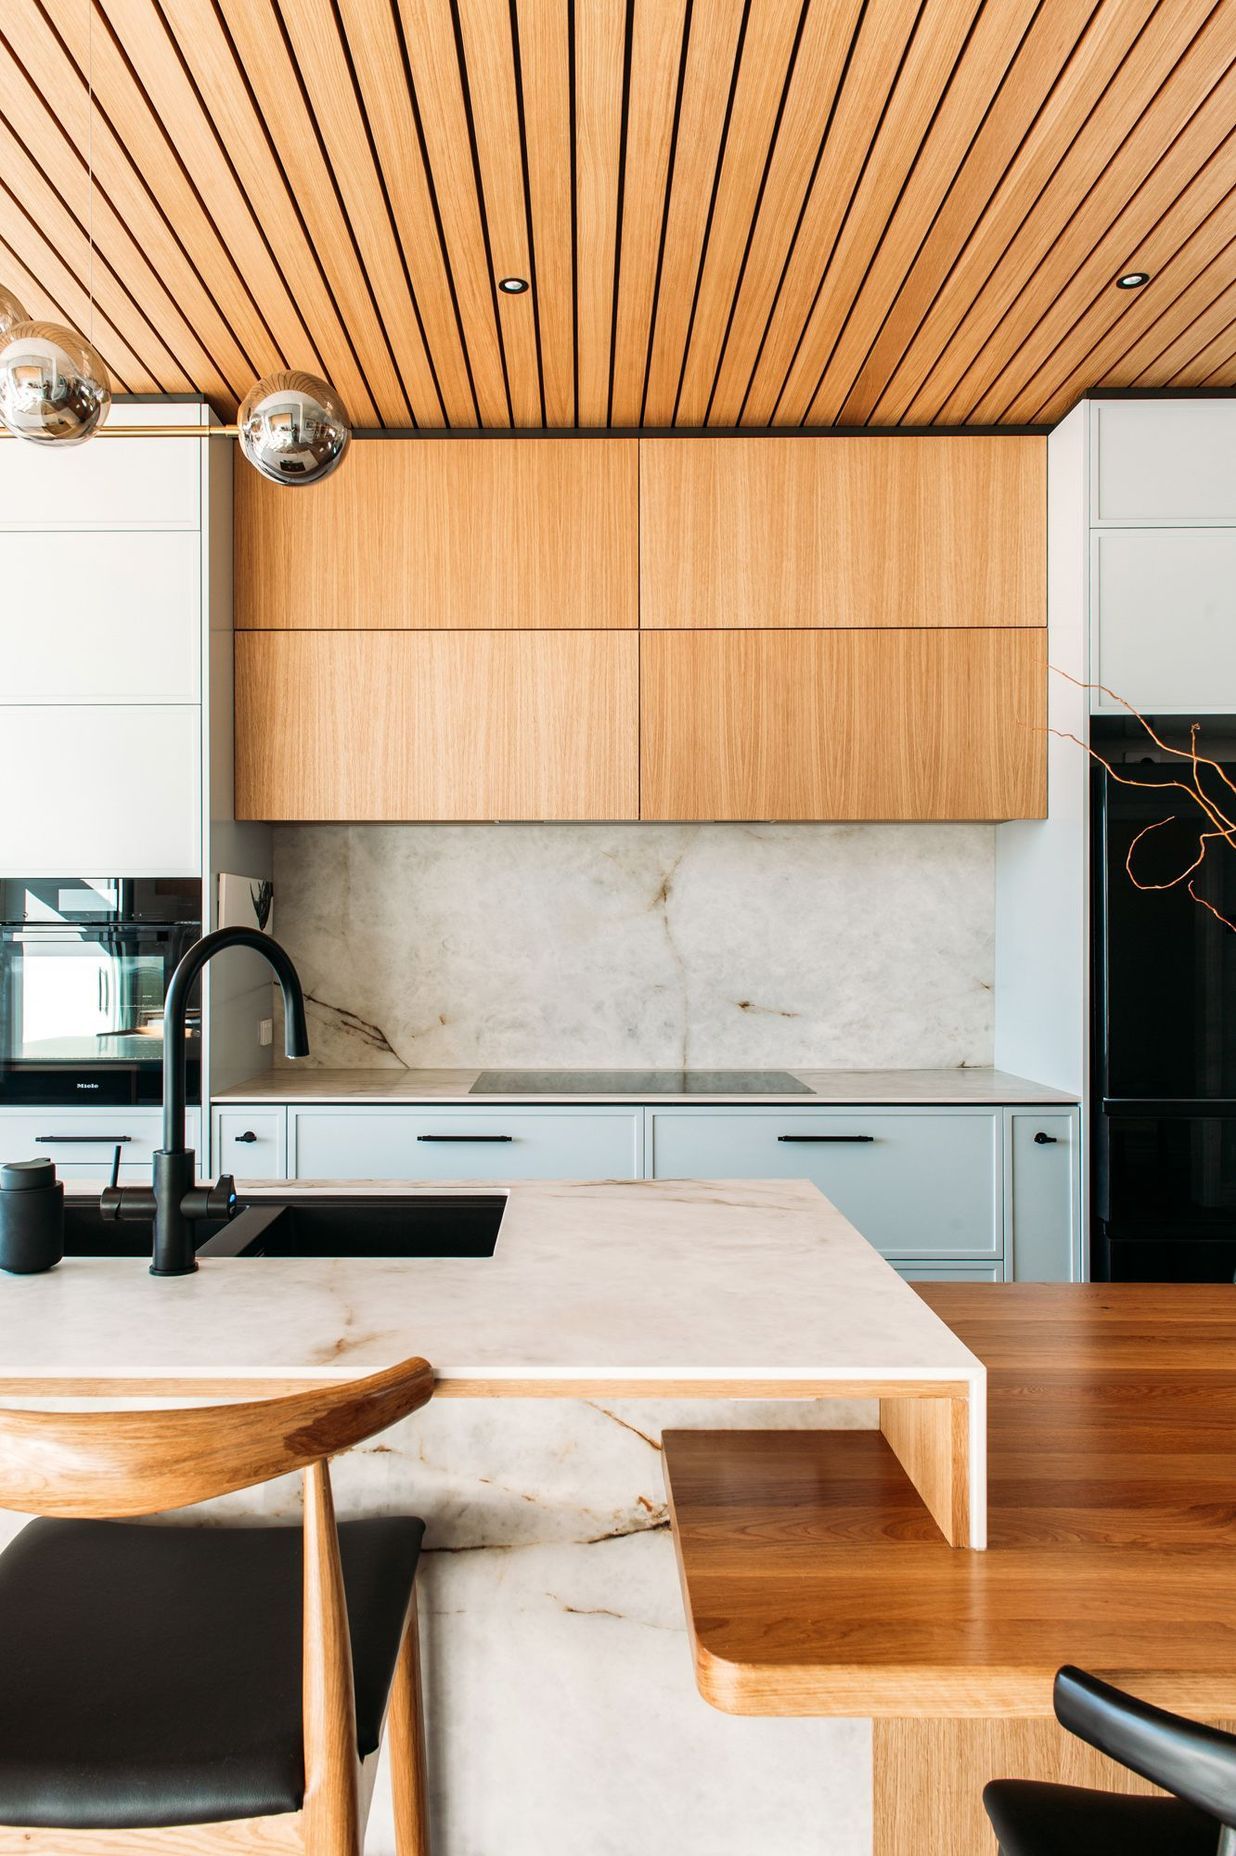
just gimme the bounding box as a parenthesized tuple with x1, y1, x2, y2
(1056, 1666, 1236, 1840)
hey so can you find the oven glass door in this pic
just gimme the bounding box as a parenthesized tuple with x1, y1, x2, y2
(3, 927, 172, 1066)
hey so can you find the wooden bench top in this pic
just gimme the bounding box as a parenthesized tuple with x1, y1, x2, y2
(663, 1284, 1236, 1719)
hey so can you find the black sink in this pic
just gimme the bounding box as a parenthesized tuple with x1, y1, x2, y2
(62, 1191, 506, 1261)
(198, 1193, 505, 1260)
(63, 1198, 232, 1259)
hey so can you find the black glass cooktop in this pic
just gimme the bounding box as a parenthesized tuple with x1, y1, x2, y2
(471, 1069, 813, 1095)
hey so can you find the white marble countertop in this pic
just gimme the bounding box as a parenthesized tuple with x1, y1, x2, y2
(214, 1066, 1077, 1105)
(0, 1178, 982, 1396)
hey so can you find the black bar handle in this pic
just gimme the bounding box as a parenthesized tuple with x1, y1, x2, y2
(417, 1134, 514, 1143)
(1033, 1131, 1059, 1145)
(777, 1134, 875, 1144)
(234, 1130, 259, 1144)
(36, 1134, 134, 1144)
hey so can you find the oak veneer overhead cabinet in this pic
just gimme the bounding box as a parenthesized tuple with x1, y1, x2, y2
(236, 630, 637, 821)
(641, 628, 1047, 821)
(639, 435, 1046, 630)
(235, 438, 638, 631)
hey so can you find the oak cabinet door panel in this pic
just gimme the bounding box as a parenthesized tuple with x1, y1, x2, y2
(237, 630, 638, 821)
(236, 438, 638, 631)
(639, 435, 1045, 630)
(640, 629, 1046, 821)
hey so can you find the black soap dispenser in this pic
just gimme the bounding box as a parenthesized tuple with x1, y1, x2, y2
(0, 1157, 65, 1273)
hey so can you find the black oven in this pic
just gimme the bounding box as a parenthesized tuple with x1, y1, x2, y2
(0, 877, 201, 1106)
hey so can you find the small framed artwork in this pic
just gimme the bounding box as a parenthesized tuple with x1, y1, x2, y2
(218, 873, 275, 936)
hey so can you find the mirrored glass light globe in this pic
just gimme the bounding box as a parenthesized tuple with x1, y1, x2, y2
(238, 371, 350, 486)
(0, 285, 29, 339)
(0, 320, 110, 445)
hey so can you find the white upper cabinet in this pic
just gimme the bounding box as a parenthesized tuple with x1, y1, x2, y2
(1092, 527, 1236, 713)
(0, 403, 201, 530)
(1091, 400, 1236, 523)
(0, 704, 201, 875)
(1, 531, 201, 702)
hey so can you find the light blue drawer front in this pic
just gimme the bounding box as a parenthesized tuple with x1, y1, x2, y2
(648, 1108, 1001, 1258)
(894, 1262, 1003, 1283)
(291, 1107, 642, 1182)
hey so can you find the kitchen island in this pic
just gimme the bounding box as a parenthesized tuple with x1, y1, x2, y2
(0, 1178, 984, 1856)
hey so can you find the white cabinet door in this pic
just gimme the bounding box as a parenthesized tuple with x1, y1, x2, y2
(0, 531, 200, 701)
(647, 1107, 1002, 1259)
(1092, 401, 1236, 522)
(1006, 1108, 1079, 1282)
(1092, 529, 1236, 713)
(0, 705, 201, 875)
(291, 1106, 643, 1181)
(0, 407, 200, 530)
(213, 1108, 288, 1181)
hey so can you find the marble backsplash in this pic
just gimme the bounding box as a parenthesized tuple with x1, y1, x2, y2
(271, 822, 995, 1071)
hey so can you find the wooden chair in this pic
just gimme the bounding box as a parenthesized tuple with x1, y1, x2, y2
(0, 1354, 435, 1856)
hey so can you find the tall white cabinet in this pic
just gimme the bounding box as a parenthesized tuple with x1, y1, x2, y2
(0, 402, 205, 875)
(1089, 397, 1236, 714)
(0, 397, 273, 1172)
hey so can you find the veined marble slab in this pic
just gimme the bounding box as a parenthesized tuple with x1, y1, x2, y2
(1, 1178, 984, 1855)
(216, 1064, 1077, 1104)
(0, 1178, 983, 1393)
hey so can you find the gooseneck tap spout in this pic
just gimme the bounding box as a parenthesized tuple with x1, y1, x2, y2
(102, 928, 310, 1277)
(162, 928, 310, 1156)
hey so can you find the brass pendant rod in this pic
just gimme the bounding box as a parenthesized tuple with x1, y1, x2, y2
(0, 424, 240, 438)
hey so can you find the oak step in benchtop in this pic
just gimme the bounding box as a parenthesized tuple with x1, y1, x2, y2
(663, 1283, 1236, 1719)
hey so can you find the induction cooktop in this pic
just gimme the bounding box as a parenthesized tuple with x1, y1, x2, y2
(470, 1070, 812, 1095)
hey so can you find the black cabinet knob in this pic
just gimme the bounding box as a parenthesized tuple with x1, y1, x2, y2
(1033, 1131, 1059, 1145)
(234, 1130, 259, 1144)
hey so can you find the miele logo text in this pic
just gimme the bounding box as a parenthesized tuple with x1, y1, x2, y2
(76, 1082, 100, 1090)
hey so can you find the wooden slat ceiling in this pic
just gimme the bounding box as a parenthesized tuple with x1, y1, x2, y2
(1, 0, 1234, 430)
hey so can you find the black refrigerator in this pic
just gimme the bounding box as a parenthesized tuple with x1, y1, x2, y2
(1093, 759, 1236, 1280)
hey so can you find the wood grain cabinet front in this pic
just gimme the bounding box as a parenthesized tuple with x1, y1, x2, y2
(236, 630, 639, 821)
(640, 628, 1047, 821)
(235, 437, 638, 632)
(639, 435, 1046, 631)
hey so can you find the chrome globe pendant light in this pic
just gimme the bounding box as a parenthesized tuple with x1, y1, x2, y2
(0, 1, 110, 446)
(238, 370, 350, 486)
(0, 3, 348, 483)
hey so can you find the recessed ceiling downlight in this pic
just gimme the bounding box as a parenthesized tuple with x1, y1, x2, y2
(498, 276, 529, 294)
(1116, 271, 1151, 289)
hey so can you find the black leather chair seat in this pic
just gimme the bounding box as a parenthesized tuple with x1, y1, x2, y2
(983, 1778, 1221, 1855)
(0, 1514, 425, 1830)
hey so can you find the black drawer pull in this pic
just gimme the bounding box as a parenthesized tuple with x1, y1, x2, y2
(777, 1134, 875, 1144)
(417, 1134, 514, 1143)
(36, 1134, 134, 1144)
(1033, 1131, 1059, 1145)
(234, 1130, 260, 1144)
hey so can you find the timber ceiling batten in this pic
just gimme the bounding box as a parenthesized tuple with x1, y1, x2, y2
(3, 0, 1233, 428)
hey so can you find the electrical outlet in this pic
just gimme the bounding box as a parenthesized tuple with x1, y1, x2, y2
(258, 1017, 273, 1047)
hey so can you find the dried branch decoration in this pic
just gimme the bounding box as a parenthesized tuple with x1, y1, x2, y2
(1050, 666, 1236, 934)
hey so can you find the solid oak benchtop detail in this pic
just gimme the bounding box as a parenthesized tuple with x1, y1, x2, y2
(663, 1283, 1236, 1718)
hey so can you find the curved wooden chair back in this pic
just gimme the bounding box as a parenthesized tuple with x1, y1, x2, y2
(0, 1355, 435, 1856)
(0, 1354, 434, 1518)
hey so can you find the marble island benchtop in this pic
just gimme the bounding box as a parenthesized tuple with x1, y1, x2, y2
(215, 1065, 1076, 1105)
(0, 1178, 982, 1401)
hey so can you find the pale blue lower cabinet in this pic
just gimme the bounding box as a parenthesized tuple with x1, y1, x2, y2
(894, 1262, 1003, 1283)
(215, 1097, 1080, 1279)
(212, 1108, 289, 1182)
(289, 1106, 643, 1182)
(1005, 1108, 1079, 1282)
(647, 1107, 1003, 1262)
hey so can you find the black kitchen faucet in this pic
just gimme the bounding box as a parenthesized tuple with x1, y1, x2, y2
(101, 927, 309, 1276)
